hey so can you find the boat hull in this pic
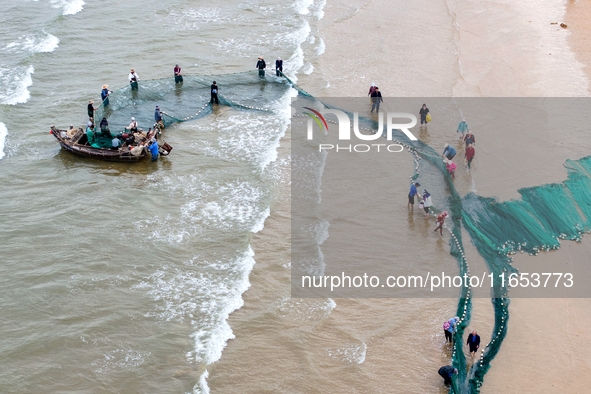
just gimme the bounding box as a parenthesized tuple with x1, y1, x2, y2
(51, 127, 148, 162)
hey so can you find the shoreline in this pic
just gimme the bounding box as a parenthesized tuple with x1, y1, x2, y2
(296, 0, 591, 391)
(209, 0, 591, 392)
(566, 0, 591, 93)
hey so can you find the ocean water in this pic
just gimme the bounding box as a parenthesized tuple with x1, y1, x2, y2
(0, 0, 323, 392)
(3, 0, 590, 393)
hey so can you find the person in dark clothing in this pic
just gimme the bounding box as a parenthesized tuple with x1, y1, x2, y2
(463, 130, 475, 146)
(101, 85, 112, 106)
(256, 56, 266, 77)
(155, 106, 162, 123)
(438, 366, 458, 385)
(174, 64, 183, 83)
(419, 103, 429, 124)
(370, 87, 383, 113)
(122, 133, 134, 146)
(99, 117, 109, 134)
(87, 100, 96, 118)
(211, 81, 219, 104)
(275, 57, 283, 76)
(467, 330, 481, 356)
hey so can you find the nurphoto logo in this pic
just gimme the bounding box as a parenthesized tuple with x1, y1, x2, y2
(303, 108, 418, 153)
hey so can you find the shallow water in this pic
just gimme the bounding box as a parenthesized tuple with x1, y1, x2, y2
(2, 0, 590, 393)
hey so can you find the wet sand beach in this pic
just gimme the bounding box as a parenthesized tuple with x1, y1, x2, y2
(211, 0, 591, 392)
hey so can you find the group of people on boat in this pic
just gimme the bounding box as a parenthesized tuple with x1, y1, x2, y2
(74, 101, 163, 161)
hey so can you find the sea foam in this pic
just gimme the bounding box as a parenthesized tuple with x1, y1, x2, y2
(50, 0, 85, 15)
(0, 122, 7, 160)
(0, 65, 34, 105)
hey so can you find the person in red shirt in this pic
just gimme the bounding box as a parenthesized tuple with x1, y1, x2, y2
(465, 143, 475, 169)
(433, 211, 448, 236)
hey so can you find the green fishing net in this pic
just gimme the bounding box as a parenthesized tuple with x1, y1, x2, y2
(92, 72, 590, 393)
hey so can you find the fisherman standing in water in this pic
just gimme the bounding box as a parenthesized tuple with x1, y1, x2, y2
(154, 105, 164, 129)
(174, 64, 183, 83)
(129, 68, 139, 90)
(463, 130, 475, 146)
(275, 57, 283, 76)
(457, 118, 468, 140)
(87, 100, 96, 119)
(101, 85, 112, 106)
(408, 182, 421, 210)
(442, 143, 457, 160)
(149, 139, 159, 161)
(256, 56, 266, 77)
(419, 103, 430, 125)
(465, 143, 475, 169)
(370, 87, 383, 113)
(444, 158, 457, 178)
(434, 211, 448, 236)
(422, 189, 433, 218)
(467, 330, 481, 357)
(211, 81, 219, 104)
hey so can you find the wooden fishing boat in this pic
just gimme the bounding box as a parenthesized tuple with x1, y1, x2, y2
(50, 126, 147, 162)
(50, 125, 172, 162)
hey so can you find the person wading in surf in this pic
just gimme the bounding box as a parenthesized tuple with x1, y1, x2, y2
(211, 81, 219, 104)
(419, 103, 429, 125)
(129, 68, 140, 90)
(275, 57, 283, 76)
(101, 85, 112, 106)
(87, 100, 96, 119)
(467, 330, 481, 357)
(174, 64, 183, 83)
(434, 211, 448, 236)
(256, 56, 266, 77)
(370, 87, 383, 113)
(408, 182, 421, 210)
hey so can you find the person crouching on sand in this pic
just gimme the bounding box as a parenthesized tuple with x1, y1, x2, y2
(433, 211, 448, 236)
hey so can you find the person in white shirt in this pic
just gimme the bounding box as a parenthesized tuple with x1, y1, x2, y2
(129, 68, 139, 90)
(126, 117, 138, 133)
